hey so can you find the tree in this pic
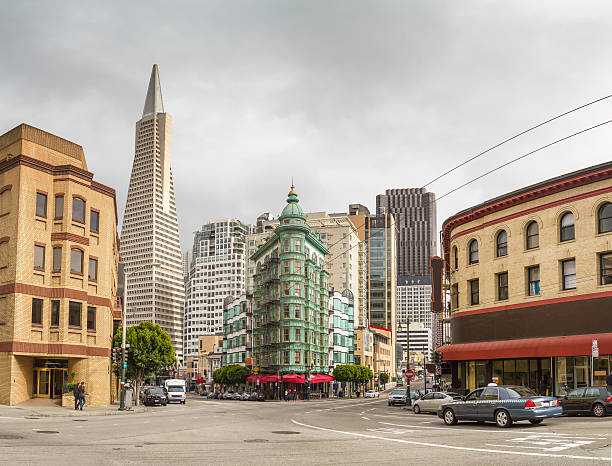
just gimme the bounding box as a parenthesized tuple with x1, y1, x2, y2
(332, 364, 373, 397)
(379, 372, 390, 390)
(113, 322, 176, 406)
(212, 365, 250, 390)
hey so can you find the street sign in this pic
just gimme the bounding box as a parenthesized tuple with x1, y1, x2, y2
(592, 339, 599, 357)
(253, 366, 259, 374)
(406, 370, 414, 380)
(123, 362, 127, 368)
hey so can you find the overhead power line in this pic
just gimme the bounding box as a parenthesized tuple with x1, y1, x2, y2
(436, 118, 612, 201)
(421, 93, 612, 189)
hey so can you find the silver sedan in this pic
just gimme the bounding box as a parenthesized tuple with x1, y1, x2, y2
(413, 392, 461, 414)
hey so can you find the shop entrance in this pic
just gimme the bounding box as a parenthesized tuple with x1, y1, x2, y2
(32, 359, 68, 399)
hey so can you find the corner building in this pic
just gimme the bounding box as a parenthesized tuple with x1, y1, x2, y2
(440, 162, 612, 395)
(251, 187, 330, 376)
(0, 124, 119, 406)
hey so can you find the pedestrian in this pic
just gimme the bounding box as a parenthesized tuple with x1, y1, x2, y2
(78, 382, 86, 410)
(73, 382, 80, 410)
(606, 372, 612, 394)
(284, 390, 288, 402)
(539, 377, 548, 396)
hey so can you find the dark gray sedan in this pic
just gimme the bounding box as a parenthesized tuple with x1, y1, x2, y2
(437, 386, 562, 428)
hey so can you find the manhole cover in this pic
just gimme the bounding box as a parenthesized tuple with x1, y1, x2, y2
(0, 434, 23, 439)
(271, 431, 300, 435)
(36, 430, 59, 434)
(72, 419, 88, 422)
(244, 439, 269, 443)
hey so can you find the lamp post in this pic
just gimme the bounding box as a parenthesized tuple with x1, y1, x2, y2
(119, 261, 160, 410)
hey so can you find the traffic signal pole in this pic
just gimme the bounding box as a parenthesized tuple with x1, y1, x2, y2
(119, 270, 127, 410)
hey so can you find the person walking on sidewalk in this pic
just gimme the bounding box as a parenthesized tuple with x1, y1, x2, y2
(606, 372, 612, 394)
(73, 382, 80, 410)
(77, 382, 86, 410)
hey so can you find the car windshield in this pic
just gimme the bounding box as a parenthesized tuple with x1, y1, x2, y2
(506, 386, 537, 398)
(148, 388, 164, 395)
(167, 386, 184, 392)
(367, 390, 376, 393)
(392, 390, 406, 395)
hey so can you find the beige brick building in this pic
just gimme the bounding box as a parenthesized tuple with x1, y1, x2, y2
(440, 161, 612, 394)
(0, 124, 120, 406)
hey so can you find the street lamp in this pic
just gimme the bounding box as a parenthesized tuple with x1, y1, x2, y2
(119, 260, 160, 410)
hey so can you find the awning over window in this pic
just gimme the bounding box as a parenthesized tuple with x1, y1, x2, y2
(282, 374, 306, 384)
(439, 333, 612, 361)
(310, 374, 334, 384)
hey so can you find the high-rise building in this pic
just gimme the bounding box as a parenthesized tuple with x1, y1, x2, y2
(0, 124, 120, 406)
(222, 294, 253, 367)
(120, 65, 185, 363)
(376, 188, 436, 277)
(328, 291, 355, 370)
(183, 219, 247, 358)
(251, 186, 331, 376)
(396, 275, 433, 330)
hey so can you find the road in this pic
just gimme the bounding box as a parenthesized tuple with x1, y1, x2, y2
(1, 395, 611, 465)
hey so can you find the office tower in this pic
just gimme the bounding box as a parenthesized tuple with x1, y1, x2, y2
(376, 188, 436, 277)
(120, 65, 185, 363)
(183, 219, 247, 358)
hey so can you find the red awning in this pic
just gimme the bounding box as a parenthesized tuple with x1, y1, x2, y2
(439, 333, 612, 361)
(245, 374, 257, 382)
(310, 374, 334, 384)
(282, 374, 306, 384)
(259, 374, 280, 383)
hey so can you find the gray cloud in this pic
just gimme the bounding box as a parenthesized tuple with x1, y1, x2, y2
(2, 0, 612, 250)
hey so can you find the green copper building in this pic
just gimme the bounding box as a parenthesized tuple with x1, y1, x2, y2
(251, 186, 330, 375)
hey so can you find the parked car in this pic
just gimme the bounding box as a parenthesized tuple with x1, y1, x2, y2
(143, 387, 168, 407)
(438, 386, 562, 428)
(365, 390, 379, 398)
(240, 392, 251, 401)
(199, 391, 210, 398)
(388, 389, 408, 406)
(230, 392, 243, 400)
(559, 386, 612, 417)
(250, 392, 265, 401)
(413, 392, 462, 414)
(248, 392, 259, 401)
(222, 391, 234, 400)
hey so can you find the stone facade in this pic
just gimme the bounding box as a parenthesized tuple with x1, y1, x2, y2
(0, 124, 119, 406)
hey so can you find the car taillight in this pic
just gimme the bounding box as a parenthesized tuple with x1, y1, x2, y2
(551, 399, 558, 406)
(525, 399, 536, 408)
(606, 396, 612, 402)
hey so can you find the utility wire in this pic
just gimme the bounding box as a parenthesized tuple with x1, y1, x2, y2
(437, 118, 612, 201)
(421, 93, 612, 189)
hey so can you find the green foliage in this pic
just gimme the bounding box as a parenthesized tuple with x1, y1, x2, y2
(65, 382, 78, 394)
(213, 365, 251, 386)
(379, 372, 390, 385)
(332, 364, 374, 384)
(112, 322, 176, 403)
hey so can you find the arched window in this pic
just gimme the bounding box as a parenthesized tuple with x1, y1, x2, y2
(598, 202, 612, 234)
(468, 239, 479, 264)
(452, 246, 458, 269)
(526, 221, 539, 250)
(559, 212, 575, 242)
(496, 230, 507, 257)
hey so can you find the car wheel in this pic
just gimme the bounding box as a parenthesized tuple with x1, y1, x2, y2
(495, 409, 512, 428)
(443, 408, 457, 426)
(593, 403, 606, 417)
(529, 419, 543, 424)
(413, 404, 421, 414)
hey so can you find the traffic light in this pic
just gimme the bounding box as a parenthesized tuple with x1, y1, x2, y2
(112, 347, 121, 363)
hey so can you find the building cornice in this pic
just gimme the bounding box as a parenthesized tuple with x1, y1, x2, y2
(442, 162, 612, 273)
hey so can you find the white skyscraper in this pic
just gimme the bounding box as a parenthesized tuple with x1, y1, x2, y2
(121, 64, 185, 364)
(183, 219, 247, 359)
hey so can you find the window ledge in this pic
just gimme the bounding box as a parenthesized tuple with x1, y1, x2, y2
(34, 268, 45, 273)
(72, 220, 85, 226)
(88, 279, 98, 283)
(595, 231, 612, 237)
(558, 239, 576, 245)
(50, 326, 59, 330)
(87, 329, 96, 333)
(524, 247, 540, 253)
(70, 272, 84, 277)
(559, 288, 577, 293)
(35, 214, 47, 220)
(31, 323, 43, 328)
(68, 326, 82, 330)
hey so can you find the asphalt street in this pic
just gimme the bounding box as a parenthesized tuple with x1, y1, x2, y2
(0, 395, 611, 465)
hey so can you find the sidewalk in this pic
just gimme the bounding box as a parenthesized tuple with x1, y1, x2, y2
(0, 399, 147, 418)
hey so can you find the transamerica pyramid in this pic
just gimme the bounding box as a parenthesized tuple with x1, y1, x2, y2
(120, 64, 185, 365)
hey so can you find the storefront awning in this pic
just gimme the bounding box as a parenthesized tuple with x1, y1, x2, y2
(439, 333, 612, 360)
(282, 374, 306, 384)
(310, 374, 334, 384)
(259, 374, 280, 383)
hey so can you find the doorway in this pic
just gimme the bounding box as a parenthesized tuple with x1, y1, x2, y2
(32, 359, 68, 399)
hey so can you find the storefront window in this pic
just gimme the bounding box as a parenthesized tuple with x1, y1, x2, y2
(555, 356, 590, 396)
(593, 356, 610, 386)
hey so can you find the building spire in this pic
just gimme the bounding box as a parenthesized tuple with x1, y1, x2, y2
(142, 64, 164, 117)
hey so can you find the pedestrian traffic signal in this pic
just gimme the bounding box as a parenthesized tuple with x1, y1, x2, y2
(112, 347, 121, 363)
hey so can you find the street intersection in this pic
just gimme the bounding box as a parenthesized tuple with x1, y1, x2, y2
(0, 395, 610, 464)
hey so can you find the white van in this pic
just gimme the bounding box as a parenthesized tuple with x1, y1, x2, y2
(164, 379, 187, 404)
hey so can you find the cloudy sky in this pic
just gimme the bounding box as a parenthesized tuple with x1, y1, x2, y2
(2, 1, 612, 251)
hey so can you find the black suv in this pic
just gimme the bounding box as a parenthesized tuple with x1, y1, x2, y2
(143, 387, 168, 406)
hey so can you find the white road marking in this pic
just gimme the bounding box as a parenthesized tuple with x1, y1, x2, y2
(379, 421, 534, 434)
(290, 419, 610, 462)
(368, 428, 415, 434)
(361, 417, 370, 420)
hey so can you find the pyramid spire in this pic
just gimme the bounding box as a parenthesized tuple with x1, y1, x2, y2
(142, 64, 164, 117)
